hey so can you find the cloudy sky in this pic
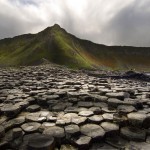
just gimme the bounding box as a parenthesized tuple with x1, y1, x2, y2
(0, 0, 150, 47)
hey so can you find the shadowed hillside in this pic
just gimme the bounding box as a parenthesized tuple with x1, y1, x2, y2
(0, 24, 150, 70)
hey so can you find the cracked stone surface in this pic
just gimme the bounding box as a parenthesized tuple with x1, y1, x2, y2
(0, 65, 149, 149)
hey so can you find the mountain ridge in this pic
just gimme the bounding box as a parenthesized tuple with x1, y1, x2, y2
(0, 24, 150, 70)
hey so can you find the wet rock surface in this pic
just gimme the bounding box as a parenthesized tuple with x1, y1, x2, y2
(0, 65, 149, 149)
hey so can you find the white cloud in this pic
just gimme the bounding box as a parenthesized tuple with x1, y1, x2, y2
(0, 0, 150, 46)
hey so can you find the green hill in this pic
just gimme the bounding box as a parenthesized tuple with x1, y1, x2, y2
(0, 24, 150, 70)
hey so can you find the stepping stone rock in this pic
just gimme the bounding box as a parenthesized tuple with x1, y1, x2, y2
(72, 116, 87, 125)
(108, 98, 123, 108)
(21, 122, 41, 133)
(72, 135, 91, 150)
(47, 100, 59, 106)
(26, 113, 46, 122)
(47, 115, 57, 122)
(127, 112, 147, 127)
(26, 104, 41, 112)
(21, 133, 41, 149)
(17, 101, 29, 109)
(40, 122, 55, 131)
(81, 95, 93, 101)
(63, 113, 78, 119)
(56, 91, 67, 98)
(120, 126, 146, 141)
(80, 124, 105, 140)
(89, 107, 102, 114)
(46, 95, 59, 100)
(27, 134, 55, 150)
(65, 124, 80, 138)
(12, 128, 23, 139)
(124, 98, 143, 109)
(1, 104, 20, 117)
(117, 105, 136, 114)
(26, 97, 36, 104)
(113, 113, 128, 125)
(78, 111, 94, 117)
(102, 113, 114, 121)
(93, 102, 108, 108)
(37, 97, 48, 106)
(52, 103, 66, 112)
(101, 122, 119, 135)
(40, 111, 50, 117)
(88, 115, 103, 124)
(67, 92, 87, 98)
(77, 107, 88, 112)
(78, 102, 93, 108)
(91, 95, 108, 102)
(106, 92, 130, 100)
(64, 107, 79, 113)
(3, 116, 25, 131)
(43, 126, 65, 138)
(102, 107, 116, 113)
(56, 119, 66, 126)
(61, 113, 79, 125)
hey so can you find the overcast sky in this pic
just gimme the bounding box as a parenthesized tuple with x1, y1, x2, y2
(0, 0, 150, 47)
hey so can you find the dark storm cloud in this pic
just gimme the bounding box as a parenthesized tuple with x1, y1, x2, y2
(0, 0, 150, 47)
(100, 0, 150, 46)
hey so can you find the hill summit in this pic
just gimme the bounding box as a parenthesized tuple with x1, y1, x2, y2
(0, 24, 150, 70)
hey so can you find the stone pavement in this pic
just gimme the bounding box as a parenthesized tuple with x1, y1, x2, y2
(0, 65, 150, 150)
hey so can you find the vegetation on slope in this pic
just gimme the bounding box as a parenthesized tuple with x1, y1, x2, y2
(0, 24, 150, 71)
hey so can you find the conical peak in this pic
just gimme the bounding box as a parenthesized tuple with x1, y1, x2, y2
(44, 24, 61, 31)
(51, 24, 63, 32)
(53, 24, 61, 28)
(40, 24, 62, 35)
(51, 24, 66, 33)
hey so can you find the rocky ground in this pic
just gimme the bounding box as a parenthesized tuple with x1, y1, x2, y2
(0, 65, 150, 150)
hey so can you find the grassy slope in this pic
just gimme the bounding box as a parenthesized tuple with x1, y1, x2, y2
(78, 40, 150, 70)
(0, 25, 93, 68)
(0, 24, 150, 70)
